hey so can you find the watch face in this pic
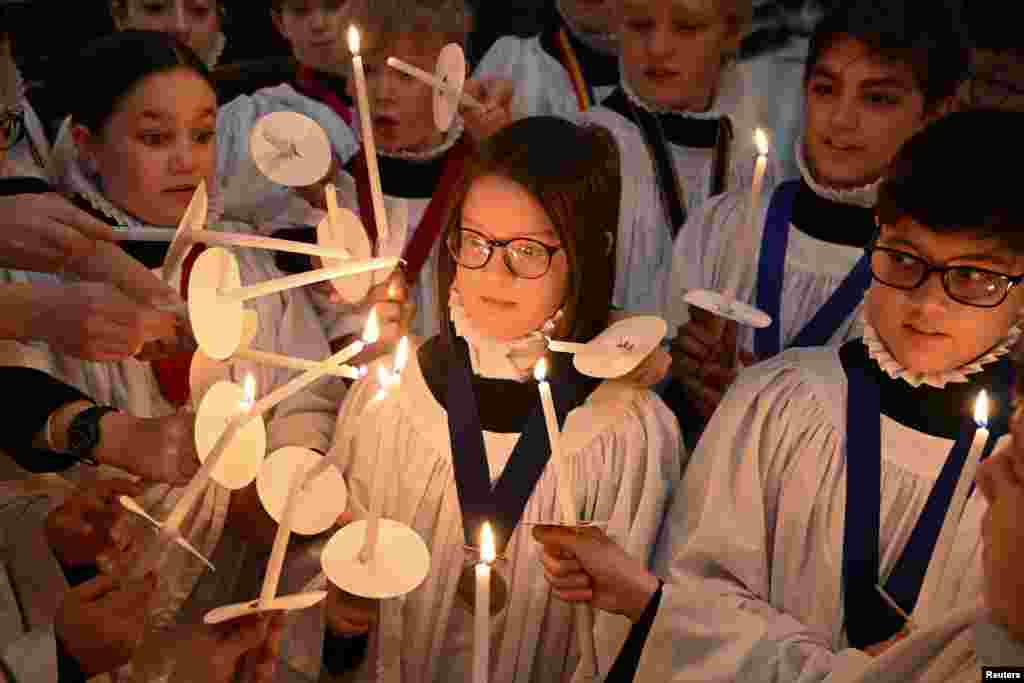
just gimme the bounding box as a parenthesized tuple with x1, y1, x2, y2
(68, 407, 105, 457)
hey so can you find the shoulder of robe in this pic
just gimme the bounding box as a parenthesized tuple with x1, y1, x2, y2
(474, 35, 537, 72)
(562, 381, 678, 456)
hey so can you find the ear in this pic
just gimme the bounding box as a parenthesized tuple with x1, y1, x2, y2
(70, 123, 98, 167)
(109, 0, 127, 29)
(270, 9, 286, 40)
(720, 15, 744, 60)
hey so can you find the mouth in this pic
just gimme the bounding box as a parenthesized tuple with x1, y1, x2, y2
(163, 184, 198, 195)
(480, 296, 517, 309)
(904, 323, 948, 338)
(643, 68, 679, 82)
(823, 137, 865, 153)
(373, 115, 401, 129)
(309, 40, 335, 49)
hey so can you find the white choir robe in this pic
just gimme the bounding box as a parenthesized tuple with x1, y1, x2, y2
(216, 85, 359, 226)
(0, 91, 52, 181)
(0, 237, 341, 648)
(631, 347, 996, 682)
(666, 184, 865, 350)
(283, 342, 684, 683)
(577, 66, 771, 318)
(473, 35, 617, 120)
(0, 477, 77, 683)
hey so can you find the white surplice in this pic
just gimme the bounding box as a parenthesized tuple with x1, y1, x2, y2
(577, 63, 769, 318)
(284, 331, 684, 683)
(632, 346, 997, 682)
(666, 143, 876, 347)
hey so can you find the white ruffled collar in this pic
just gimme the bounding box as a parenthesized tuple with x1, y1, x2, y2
(352, 112, 465, 162)
(449, 289, 557, 381)
(796, 135, 882, 208)
(618, 58, 741, 119)
(863, 318, 1021, 389)
(55, 139, 224, 232)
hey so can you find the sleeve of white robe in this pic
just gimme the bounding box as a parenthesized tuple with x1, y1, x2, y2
(473, 37, 580, 121)
(634, 356, 861, 683)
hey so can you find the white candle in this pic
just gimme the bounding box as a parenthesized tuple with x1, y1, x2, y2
(220, 256, 398, 303)
(385, 56, 485, 110)
(535, 359, 578, 526)
(164, 374, 257, 533)
(745, 129, 769, 238)
(914, 390, 991, 624)
(359, 337, 409, 563)
(348, 26, 390, 247)
(474, 522, 495, 683)
(234, 348, 362, 380)
(116, 228, 355, 262)
(259, 459, 307, 607)
(546, 340, 589, 355)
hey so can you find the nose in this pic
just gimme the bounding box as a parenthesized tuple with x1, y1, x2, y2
(169, 136, 199, 174)
(829, 91, 860, 131)
(906, 270, 951, 314)
(309, 7, 328, 32)
(648, 23, 673, 60)
(372, 68, 400, 103)
(482, 246, 516, 280)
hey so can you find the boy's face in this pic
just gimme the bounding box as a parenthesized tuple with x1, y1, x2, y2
(618, 0, 740, 111)
(272, 0, 349, 74)
(349, 35, 444, 154)
(804, 36, 941, 189)
(959, 48, 1024, 113)
(560, 0, 617, 36)
(865, 219, 1024, 377)
(114, 0, 221, 64)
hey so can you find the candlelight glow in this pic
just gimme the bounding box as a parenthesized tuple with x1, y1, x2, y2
(242, 374, 256, 410)
(394, 337, 410, 374)
(754, 128, 769, 156)
(347, 26, 360, 54)
(974, 390, 989, 428)
(480, 522, 496, 564)
(363, 308, 381, 344)
(534, 357, 548, 383)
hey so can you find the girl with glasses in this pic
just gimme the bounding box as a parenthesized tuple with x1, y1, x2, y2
(289, 117, 683, 683)
(533, 109, 1024, 682)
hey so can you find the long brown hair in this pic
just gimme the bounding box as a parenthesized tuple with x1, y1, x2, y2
(437, 116, 621, 351)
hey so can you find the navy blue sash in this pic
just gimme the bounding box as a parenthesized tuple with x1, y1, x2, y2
(754, 181, 872, 358)
(446, 337, 596, 550)
(842, 358, 1002, 648)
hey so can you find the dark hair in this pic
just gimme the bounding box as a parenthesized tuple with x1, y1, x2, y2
(964, 2, 1023, 53)
(437, 116, 620, 356)
(876, 110, 1024, 253)
(345, 0, 468, 54)
(65, 30, 215, 132)
(805, 0, 969, 109)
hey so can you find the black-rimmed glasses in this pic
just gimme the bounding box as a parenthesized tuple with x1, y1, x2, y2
(867, 244, 1024, 308)
(446, 227, 563, 280)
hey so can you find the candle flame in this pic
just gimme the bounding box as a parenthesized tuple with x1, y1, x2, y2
(754, 128, 769, 156)
(974, 390, 989, 428)
(377, 365, 391, 388)
(242, 373, 256, 410)
(347, 26, 360, 54)
(394, 337, 410, 374)
(480, 522, 496, 564)
(534, 357, 548, 383)
(363, 308, 381, 344)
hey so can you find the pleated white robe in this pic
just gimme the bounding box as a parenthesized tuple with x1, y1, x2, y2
(285, 340, 684, 683)
(633, 347, 997, 682)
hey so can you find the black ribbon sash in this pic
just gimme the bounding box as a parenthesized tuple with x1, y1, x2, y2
(602, 88, 731, 236)
(438, 335, 599, 549)
(538, 12, 620, 104)
(840, 340, 1011, 648)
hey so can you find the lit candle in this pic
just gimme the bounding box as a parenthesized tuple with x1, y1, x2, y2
(360, 337, 409, 563)
(164, 373, 257, 533)
(233, 347, 362, 380)
(219, 256, 398, 303)
(348, 26, 390, 247)
(474, 522, 496, 683)
(914, 390, 991, 624)
(259, 459, 307, 607)
(745, 129, 769, 237)
(385, 56, 484, 110)
(546, 340, 588, 355)
(535, 359, 577, 526)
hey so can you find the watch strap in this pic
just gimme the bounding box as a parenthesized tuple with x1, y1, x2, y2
(66, 405, 116, 466)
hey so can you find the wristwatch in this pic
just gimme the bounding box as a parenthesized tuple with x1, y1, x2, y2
(66, 405, 116, 465)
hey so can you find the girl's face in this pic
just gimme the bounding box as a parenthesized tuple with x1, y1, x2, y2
(114, 0, 222, 64)
(454, 175, 570, 341)
(350, 35, 444, 154)
(618, 0, 739, 111)
(73, 68, 217, 227)
(804, 36, 943, 189)
(272, 0, 349, 74)
(865, 219, 1024, 376)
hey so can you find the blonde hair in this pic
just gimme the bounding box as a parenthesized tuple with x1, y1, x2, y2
(622, 0, 753, 36)
(347, 0, 469, 53)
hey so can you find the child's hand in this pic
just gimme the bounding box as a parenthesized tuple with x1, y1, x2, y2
(462, 77, 515, 142)
(978, 443, 1024, 642)
(670, 307, 755, 418)
(172, 613, 285, 683)
(45, 478, 145, 570)
(55, 572, 158, 676)
(532, 525, 660, 623)
(96, 411, 199, 486)
(325, 583, 379, 637)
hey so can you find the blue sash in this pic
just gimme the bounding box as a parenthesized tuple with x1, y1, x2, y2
(755, 181, 872, 358)
(841, 358, 1002, 648)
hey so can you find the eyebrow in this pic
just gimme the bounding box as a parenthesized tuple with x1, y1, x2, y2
(461, 218, 557, 240)
(880, 237, 1016, 269)
(138, 107, 216, 122)
(809, 65, 912, 90)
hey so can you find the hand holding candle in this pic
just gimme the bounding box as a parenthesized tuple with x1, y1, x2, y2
(474, 522, 496, 683)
